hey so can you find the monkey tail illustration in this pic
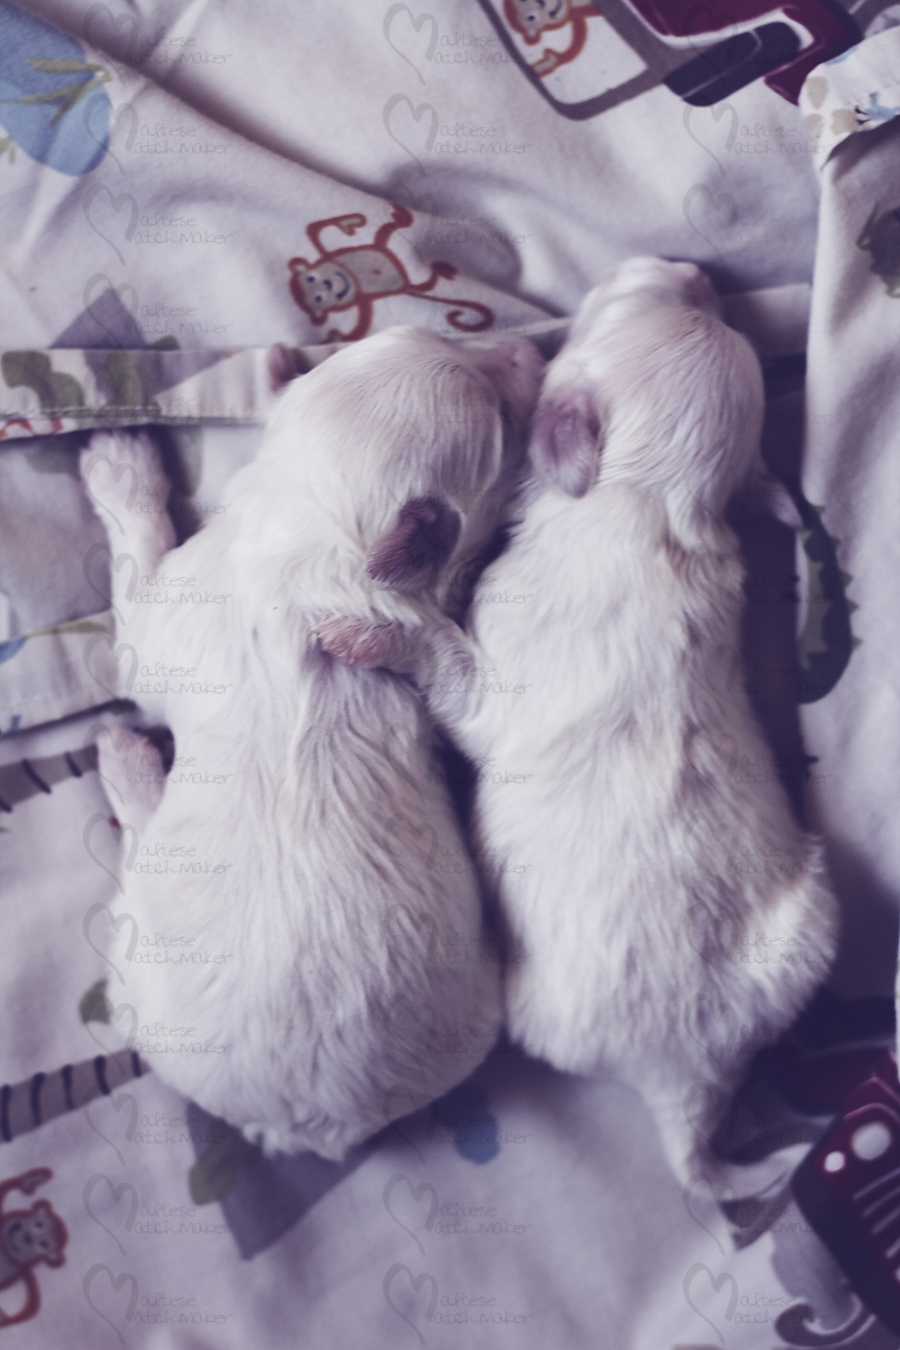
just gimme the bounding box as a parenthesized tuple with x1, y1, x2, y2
(414, 293, 495, 332)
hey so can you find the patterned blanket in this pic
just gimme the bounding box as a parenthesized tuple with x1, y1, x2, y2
(3, 1, 900, 1344)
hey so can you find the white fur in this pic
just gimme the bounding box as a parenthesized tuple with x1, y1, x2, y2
(80, 326, 545, 1158)
(319, 261, 839, 1180)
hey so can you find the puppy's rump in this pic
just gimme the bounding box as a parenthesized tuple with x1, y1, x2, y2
(123, 662, 503, 1158)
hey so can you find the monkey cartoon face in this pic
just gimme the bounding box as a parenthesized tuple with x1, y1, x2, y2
(2, 1204, 65, 1268)
(508, 0, 573, 39)
(288, 206, 493, 342)
(293, 260, 357, 322)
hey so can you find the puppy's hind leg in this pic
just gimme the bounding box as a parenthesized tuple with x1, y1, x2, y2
(79, 431, 176, 629)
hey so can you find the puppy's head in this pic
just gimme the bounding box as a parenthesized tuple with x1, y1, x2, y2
(530, 258, 764, 525)
(262, 326, 544, 606)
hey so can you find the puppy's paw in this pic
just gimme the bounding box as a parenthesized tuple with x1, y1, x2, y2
(314, 616, 411, 671)
(80, 431, 170, 529)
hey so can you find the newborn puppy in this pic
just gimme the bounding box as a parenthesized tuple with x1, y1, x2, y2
(80, 325, 545, 1158)
(317, 261, 839, 1180)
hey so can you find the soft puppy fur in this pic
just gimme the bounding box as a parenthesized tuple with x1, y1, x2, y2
(80, 325, 545, 1158)
(317, 261, 839, 1179)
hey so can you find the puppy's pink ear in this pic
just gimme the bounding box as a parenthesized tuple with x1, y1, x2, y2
(529, 391, 601, 497)
(367, 496, 462, 593)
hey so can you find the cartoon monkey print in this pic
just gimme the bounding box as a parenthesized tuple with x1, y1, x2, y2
(288, 204, 494, 341)
(0, 1169, 67, 1328)
(503, 0, 601, 75)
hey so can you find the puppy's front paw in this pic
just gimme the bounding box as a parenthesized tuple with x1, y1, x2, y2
(80, 431, 170, 529)
(314, 616, 410, 670)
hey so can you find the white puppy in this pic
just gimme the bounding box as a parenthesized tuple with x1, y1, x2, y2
(80, 325, 545, 1158)
(317, 261, 839, 1180)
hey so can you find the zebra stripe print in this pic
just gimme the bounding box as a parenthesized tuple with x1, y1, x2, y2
(0, 1052, 146, 1143)
(0, 744, 97, 814)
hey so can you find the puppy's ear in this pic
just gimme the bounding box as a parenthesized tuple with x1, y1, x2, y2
(367, 496, 462, 593)
(529, 390, 602, 497)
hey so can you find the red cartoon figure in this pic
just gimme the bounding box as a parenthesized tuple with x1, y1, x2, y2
(288, 204, 494, 342)
(503, 0, 601, 74)
(0, 1169, 67, 1329)
(480, 0, 871, 110)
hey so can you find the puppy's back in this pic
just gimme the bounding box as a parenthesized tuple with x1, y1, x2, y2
(123, 643, 502, 1156)
(484, 474, 833, 1090)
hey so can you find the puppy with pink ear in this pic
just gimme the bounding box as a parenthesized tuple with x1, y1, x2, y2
(318, 260, 838, 1181)
(79, 325, 545, 1158)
